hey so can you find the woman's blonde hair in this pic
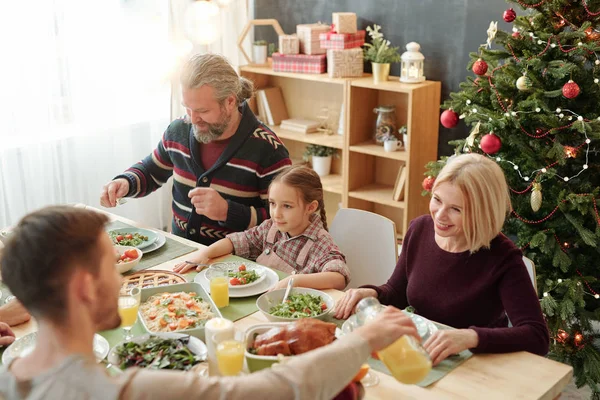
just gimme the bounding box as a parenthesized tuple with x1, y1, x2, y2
(433, 153, 512, 253)
(180, 53, 253, 106)
(270, 166, 328, 230)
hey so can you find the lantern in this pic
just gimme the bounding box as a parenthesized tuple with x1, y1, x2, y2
(400, 42, 425, 83)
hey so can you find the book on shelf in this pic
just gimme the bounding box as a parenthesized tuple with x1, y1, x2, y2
(280, 118, 320, 133)
(256, 87, 289, 126)
(392, 165, 407, 201)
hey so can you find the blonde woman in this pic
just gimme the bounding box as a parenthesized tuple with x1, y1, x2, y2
(335, 153, 549, 365)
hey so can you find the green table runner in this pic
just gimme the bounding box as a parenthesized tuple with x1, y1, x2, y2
(331, 318, 472, 387)
(107, 221, 197, 272)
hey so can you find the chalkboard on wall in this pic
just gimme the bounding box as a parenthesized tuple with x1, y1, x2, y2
(253, 0, 514, 157)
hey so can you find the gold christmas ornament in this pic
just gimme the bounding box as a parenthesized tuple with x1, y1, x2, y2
(531, 182, 542, 212)
(516, 75, 532, 91)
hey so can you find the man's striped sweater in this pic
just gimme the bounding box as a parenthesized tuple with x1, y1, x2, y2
(116, 103, 291, 245)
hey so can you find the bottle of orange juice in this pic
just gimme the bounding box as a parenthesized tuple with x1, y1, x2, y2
(355, 298, 432, 385)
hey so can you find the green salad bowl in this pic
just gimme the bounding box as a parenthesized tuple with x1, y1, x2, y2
(255, 287, 335, 323)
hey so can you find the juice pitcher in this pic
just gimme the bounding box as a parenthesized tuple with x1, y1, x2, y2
(355, 297, 432, 385)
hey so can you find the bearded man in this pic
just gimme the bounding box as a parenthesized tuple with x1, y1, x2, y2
(101, 54, 291, 245)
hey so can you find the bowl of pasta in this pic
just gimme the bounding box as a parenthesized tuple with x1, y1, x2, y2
(256, 287, 335, 323)
(138, 282, 222, 342)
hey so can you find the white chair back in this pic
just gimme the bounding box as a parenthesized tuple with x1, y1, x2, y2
(523, 256, 538, 295)
(329, 208, 398, 289)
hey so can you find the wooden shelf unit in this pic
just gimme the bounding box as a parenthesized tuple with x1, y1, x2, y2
(239, 66, 441, 236)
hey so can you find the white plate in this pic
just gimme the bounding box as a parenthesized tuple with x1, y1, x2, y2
(195, 265, 279, 298)
(107, 332, 207, 369)
(2, 333, 109, 364)
(208, 261, 267, 289)
(140, 230, 166, 254)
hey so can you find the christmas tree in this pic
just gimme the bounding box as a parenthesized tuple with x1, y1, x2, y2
(426, 0, 600, 396)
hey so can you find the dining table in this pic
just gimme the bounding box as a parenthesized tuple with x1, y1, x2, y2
(2, 205, 573, 400)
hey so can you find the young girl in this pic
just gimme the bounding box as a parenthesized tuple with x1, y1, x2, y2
(174, 165, 350, 290)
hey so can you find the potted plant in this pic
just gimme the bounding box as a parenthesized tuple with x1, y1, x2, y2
(363, 25, 401, 84)
(267, 43, 277, 67)
(253, 40, 268, 65)
(303, 144, 337, 177)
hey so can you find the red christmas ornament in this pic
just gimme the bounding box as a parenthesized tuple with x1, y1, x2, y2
(556, 329, 569, 344)
(472, 59, 488, 76)
(562, 80, 580, 99)
(480, 133, 502, 154)
(512, 32, 521, 38)
(422, 176, 435, 191)
(503, 8, 517, 23)
(535, 128, 543, 135)
(440, 109, 459, 128)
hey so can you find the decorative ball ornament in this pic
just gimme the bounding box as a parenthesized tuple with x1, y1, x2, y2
(440, 109, 460, 128)
(562, 80, 580, 99)
(531, 182, 542, 212)
(472, 59, 488, 76)
(503, 8, 517, 23)
(556, 329, 569, 344)
(535, 128, 543, 135)
(574, 332, 584, 347)
(516, 75, 532, 91)
(480, 133, 502, 154)
(512, 32, 520, 39)
(422, 176, 435, 191)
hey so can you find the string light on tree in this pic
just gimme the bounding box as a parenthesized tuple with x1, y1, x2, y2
(564, 146, 578, 158)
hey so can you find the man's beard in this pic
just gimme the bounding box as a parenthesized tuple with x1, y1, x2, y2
(187, 109, 232, 144)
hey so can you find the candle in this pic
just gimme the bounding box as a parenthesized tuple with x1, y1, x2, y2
(205, 318, 234, 376)
(409, 65, 419, 78)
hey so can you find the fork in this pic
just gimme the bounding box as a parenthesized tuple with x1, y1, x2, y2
(183, 261, 209, 272)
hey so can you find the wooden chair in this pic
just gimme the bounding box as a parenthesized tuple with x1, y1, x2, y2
(329, 208, 398, 289)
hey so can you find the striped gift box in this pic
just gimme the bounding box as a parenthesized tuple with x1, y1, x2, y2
(327, 48, 363, 78)
(319, 30, 366, 50)
(272, 53, 327, 74)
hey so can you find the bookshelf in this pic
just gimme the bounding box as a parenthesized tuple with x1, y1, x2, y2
(239, 66, 441, 237)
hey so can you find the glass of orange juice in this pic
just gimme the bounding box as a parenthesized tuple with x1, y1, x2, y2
(214, 330, 245, 376)
(207, 267, 229, 308)
(355, 297, 432, 385)
(118, 287, 141, 340)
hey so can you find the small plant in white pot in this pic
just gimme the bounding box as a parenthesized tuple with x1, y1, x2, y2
(303, 144, 337, 177)
(253, 40, 268, 65)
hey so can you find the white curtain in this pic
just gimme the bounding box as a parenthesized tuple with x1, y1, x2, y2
(0, 0, 178, 229)
(0, 0, 249, 229)
(169, 0, 250, 119)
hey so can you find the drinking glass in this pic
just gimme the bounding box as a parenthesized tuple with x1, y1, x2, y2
(118, 287, 141, 340)
(207, 267, 229, 308)
(214, 330, 245, 376)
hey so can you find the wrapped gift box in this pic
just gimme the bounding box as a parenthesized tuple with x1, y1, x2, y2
(278, 34, 299, 55)
(332, 12, 357, 34)
(296, 23, 330, 55)
(327, 48, 363, 78)
(272, 53, 327, 74)
(319, 30, 365, 50)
